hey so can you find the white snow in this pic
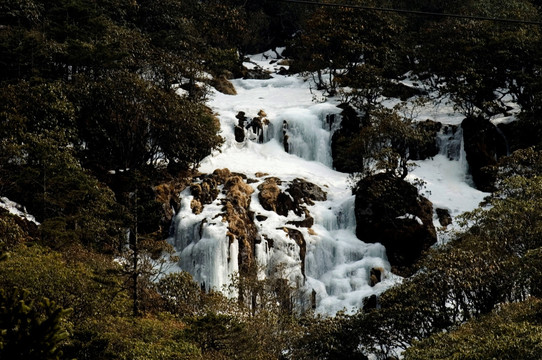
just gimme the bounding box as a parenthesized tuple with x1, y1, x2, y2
(168, 51, 491, 314)
(0, 197, 39, 225)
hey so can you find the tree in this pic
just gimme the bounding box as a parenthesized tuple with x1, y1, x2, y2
(157, 271, 204, 317)
(289, 0, 404, 95)
(0, 244, 130, 323)
(72, 72, 222, 176)
(0, 288, 72, 360)
(336, 107, 422, 181)
(292, 312, 368, 360)
(404, 298, 542, 360)
(414, 0, 542, 117)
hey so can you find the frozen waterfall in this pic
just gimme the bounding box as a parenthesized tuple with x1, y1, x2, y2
(168, 49, 488, 314)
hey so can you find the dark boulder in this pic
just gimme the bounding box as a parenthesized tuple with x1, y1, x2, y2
(461, 116, 508, 192)
(436, 208, 452, 227)
(257, 177, 326, 219)
(234, 125, 245, 142)
(287, 178, 327, 205)
(355, 173, 436, 276)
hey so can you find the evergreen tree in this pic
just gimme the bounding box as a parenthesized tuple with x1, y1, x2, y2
(0, 288, 72, 360)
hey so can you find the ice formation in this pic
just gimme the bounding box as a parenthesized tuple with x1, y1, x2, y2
(168, 49, 489, 314)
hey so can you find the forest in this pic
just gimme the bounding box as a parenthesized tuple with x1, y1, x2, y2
(1, 0, 542, 359)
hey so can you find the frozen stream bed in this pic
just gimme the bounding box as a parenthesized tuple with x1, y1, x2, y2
(168, 49, 489, 314)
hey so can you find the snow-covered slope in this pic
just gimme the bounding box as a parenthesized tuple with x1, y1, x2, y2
(168, 49, 488, 314)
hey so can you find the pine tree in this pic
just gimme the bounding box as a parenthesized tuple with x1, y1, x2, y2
(0, 288, 72, 360)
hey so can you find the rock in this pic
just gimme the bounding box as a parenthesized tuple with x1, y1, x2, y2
(188, 169, 231, 214)
(243, 66, 272, 79)
(247, 117, 264, 143)
(212, 168, 232, 183)
(286, 178, 327, 205)
(154, 181, 186, 233)
(282, 120, 289, 153)
(223, 175, 258, 273)
(462, 115, 508, 192)
(436, 208, 452, 227)
(276, 192, 297, 217)
(190, 199, 203, 215)
(277, 67, 288, 75)
(287, 207, 314, 228)
(382, 81, 427, 100)
(355, 173, 437, 276)
(287, 210, 314, 228)
(211, 74, 237, 95)
(363, 294, 378, 311)
(258, 177, 327, 218)
(284, 227, 306, 277)
(224, 175, 254, 209)
(325, 113, 336, 130)
(337, 103, 362, 133)
(190, 178, 219, 205)
(234, 125, 245, 142)
(236, 111, 247, 127)
(257, 177, 282, 213)
(370, 267, 383, 286)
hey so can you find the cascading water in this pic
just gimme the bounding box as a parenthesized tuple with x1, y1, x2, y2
(167, 51, 397, 313)
(168, 49, 489, 314)
(170, 187, 239, 291)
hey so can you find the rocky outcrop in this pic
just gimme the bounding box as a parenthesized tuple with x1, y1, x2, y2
(288, 178, 327, 205)
(235, 111, 247, 142)
(187, 170, 326, 277)
(370, 267, 383, 287)
(223, 174, 259, 273)
(257, 177, 326, 220)
(188, 169, 259, 273)
(382, 81, 427, 101)
(355, 173, 436, 276)
(462, 115, 508, 192)
(211, 74, 237, 95)
(154, 180, 188, 236)
(242, 66, 272, 80)
(234, 110, 271, 144)
(257, 177, 285, 214)
(436, 208, 452, 227)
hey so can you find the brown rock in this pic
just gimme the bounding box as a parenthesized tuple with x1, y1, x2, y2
(370, 267, 383, 287)
(257, 177, 282, 213)
(436, 208, 452, 227)
(212, 75, 237, 95)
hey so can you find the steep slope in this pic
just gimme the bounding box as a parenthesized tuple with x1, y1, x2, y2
(168, 49, 488, 314)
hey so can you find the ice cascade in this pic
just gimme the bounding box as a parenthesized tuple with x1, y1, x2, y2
(167, 53, 397, 314)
